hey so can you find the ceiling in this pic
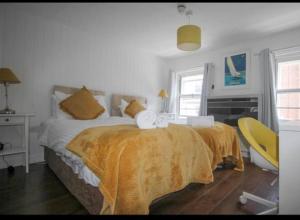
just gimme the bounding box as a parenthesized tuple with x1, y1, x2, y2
(4, 3, 300, 58)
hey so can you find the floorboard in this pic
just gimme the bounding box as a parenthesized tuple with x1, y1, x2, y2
(0, 159, 278, 215)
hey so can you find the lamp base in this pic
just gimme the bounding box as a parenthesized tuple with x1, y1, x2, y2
(0, 108, 16, 114)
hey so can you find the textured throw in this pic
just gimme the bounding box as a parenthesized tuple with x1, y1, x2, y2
(66, 124, 214, 214)
(192, 122, 244, 172)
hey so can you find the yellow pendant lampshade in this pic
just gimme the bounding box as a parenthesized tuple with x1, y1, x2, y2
(177, 24, 201, 51)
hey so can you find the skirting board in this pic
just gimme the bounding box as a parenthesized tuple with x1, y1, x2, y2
(0, 152, 44, 170)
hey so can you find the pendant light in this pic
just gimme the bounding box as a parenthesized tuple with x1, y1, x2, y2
(177, 4, 201, 51)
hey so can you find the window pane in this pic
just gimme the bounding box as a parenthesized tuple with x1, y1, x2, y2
(277, 92, 300, 108)
(278, 60, 300, 90)
(278, 108, 300, 120)
(179, 96, 200, 116)
(181, 74, 203, 95)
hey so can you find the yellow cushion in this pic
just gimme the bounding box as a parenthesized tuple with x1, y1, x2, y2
(124, 100, 145, 118)
(59, 86, 105, 120)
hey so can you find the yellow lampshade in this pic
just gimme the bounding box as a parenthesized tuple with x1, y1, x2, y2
(0, 68, 21, 84)
(177, 25, 201, 51)
(158, 89, 168, 98)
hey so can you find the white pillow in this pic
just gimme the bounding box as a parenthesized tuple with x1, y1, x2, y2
(94, 95, 109, 118)
(119, 99, 131, 118)
(52, 91, 110, 119)
(52, 92, 72, 119)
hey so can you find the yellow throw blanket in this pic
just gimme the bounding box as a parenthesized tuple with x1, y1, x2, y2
(192, 122, 244, 172)
(67, 124, 214, 215)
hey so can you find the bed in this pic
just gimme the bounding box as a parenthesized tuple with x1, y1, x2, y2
(39, 85, 244, 215)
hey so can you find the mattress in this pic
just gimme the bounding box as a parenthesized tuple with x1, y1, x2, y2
(38, 116, 136, 187)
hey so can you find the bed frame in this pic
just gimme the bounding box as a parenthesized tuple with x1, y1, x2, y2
(45, 147, 176, 214)
(44, 147, 103, 214)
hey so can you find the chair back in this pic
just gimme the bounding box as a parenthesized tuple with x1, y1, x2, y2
(238, 117, 279, 169)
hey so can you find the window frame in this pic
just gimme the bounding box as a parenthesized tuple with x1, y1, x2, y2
(276, 55, 300, 120)
(175, 66, 204, 118)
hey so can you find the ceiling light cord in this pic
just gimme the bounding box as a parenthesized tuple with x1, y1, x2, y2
(186, 10, 192, 25)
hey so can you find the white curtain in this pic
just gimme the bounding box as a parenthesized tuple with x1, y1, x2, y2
(199, 63, 214, 116)
(259, 48, 279, 133)
(167, 70, 177, 114)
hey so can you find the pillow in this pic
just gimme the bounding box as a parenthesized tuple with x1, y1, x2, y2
(119, 99, 132, 118)
(52, 92, 73, 119)
(94, 95, 110, 118)
(119, 99, 147, 118)
(52, 91, 110, 119)
(59, 86, 105, 120)
(125, 100, 146, 118)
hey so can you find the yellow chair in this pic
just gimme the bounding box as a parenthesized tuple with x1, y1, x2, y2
(238, 117, 278, 215)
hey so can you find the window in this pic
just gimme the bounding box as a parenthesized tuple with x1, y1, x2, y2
(277, 59, 300, 120)
(176, 67, 204, 117)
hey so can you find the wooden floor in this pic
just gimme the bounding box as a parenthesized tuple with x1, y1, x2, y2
(0, 159, 278, 215)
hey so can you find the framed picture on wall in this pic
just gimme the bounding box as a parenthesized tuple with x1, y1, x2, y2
(223, 51, 250, 88)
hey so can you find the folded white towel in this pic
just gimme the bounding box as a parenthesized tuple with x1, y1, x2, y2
(135, 110, 157, 129)
(155, 114, 169, 128)
(187, 115, 215, 127)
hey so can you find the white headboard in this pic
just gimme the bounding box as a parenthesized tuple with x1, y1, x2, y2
(53, 85, 105, 96)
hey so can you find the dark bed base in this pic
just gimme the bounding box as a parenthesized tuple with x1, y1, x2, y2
(44, 148, 103, 214)
(44, 147, 225, 215)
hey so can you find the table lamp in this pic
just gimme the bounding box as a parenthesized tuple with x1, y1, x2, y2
(0, 68, 21, 114)
(158, 89, 168, 113)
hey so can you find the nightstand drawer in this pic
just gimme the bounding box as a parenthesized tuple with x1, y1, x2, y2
(0, 116, 25, 124)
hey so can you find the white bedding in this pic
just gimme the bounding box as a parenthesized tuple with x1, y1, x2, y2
(38, 116, 136, 187)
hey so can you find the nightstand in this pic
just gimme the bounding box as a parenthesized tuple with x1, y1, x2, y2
(0, 113, 35, 173)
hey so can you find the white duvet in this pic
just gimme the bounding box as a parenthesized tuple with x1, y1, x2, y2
(38, 116, 136, 187)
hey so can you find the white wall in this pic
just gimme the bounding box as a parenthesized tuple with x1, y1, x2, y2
(165, 28, 300, 97)
(0, 8, 168, 168)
